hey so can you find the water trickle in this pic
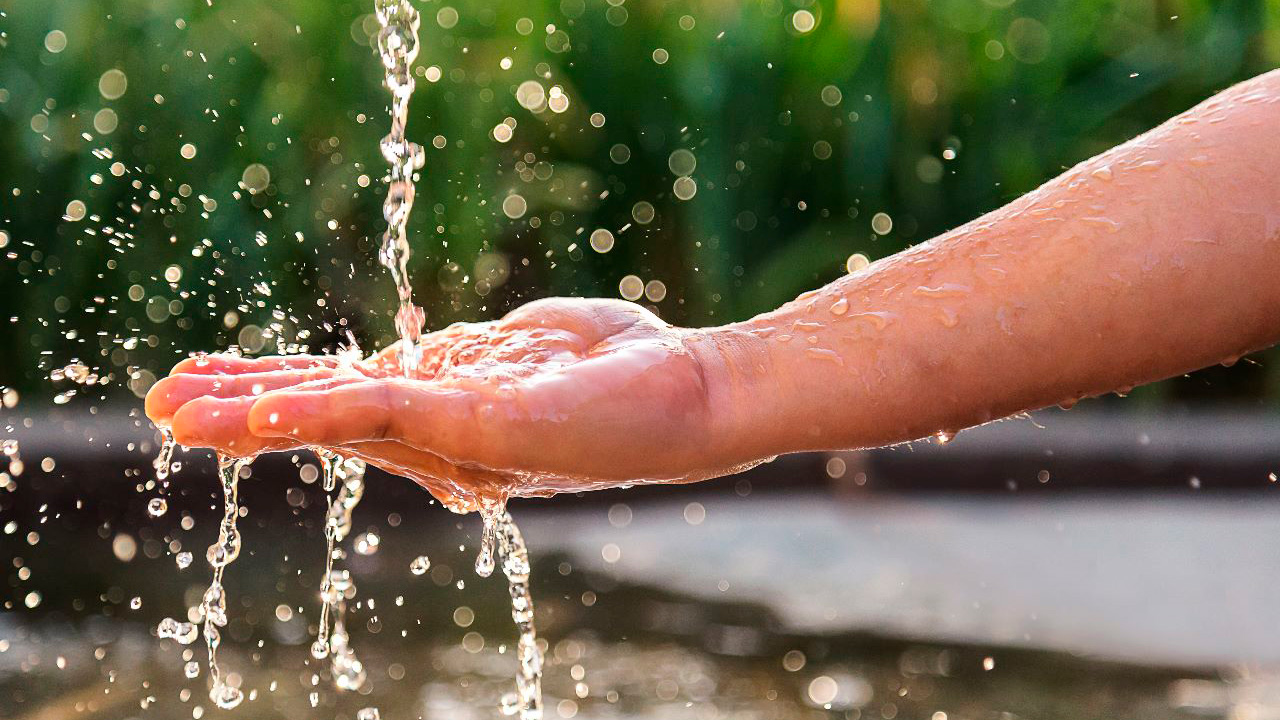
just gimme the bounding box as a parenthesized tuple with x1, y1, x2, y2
(475, 507, 498, 578)
(148, 427, 175, 519)
(312, 451, 368, 692)
(201, 453, 250, 710)
(477, 507, 543, 720)
(374, 0, 427, 376)
(154, 426, 175, 481)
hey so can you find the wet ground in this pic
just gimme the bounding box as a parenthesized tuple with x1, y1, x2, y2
(4, 442, 1280, 720)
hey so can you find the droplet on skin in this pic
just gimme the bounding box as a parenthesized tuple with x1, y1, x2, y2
(1091, 165, 1112, 181)
(805, 348, 843, 365)
(935, 308, 959, 328)
(1079, 216, 1121, 233)
(849, 312, 890, 331)
(828, 297, 849, 316)
(913, 283, 969, 299)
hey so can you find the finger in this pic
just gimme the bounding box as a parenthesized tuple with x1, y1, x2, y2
(171, 396, 295, 456)
(170, 353, 341, 376)
(169, 376, 371, 455)
(247, 380, 494, 464)
(146, 367, 343, 424)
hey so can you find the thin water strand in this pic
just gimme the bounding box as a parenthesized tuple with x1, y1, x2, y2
(148, 427, 175, 517)
(328, 456, 368, 691)
(311, 450, 340, 660)
(479, 508, 543, 720)
(201, 454, 249, 710)
(154, 426, 175, 481)
(312, 450, 369, 692)
(374, 0, 426, 376)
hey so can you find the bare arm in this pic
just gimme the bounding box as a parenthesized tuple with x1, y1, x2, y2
(148, 70, 1280, 505)
(702, 69, 1280, 458)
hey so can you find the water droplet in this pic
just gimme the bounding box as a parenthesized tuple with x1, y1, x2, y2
(588, 229, 615, 253)
(147, 497, 168, 518)
(829, 297, 849, 316)
(871, 212, 893, 235)
(210, 682, 244, 709)
(410, 555, 431, 575)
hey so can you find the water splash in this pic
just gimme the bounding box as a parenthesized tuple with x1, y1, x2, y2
(201, 454, 250, 709)
(478, 507, 544, 720)
(374, 0, 426, 376)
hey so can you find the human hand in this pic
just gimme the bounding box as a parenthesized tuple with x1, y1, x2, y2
(145, 298, 770, 511)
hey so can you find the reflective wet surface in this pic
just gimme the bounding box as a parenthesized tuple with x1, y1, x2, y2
(5, 446, 1280, 719)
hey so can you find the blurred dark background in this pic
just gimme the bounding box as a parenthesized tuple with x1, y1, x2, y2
(2, 0, 1279, 410)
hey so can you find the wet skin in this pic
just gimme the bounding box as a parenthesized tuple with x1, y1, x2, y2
(147, 69, 1280, 508)
(146, 299, 749, 510)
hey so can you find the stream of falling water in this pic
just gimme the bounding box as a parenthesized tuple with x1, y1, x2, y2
(374, 0, 426, 376)
(202, 454, 250, 708)
(158, 454, 250, 709)
(478, 506, 544, 720)
(148, 427, 175, 518)
(153, 1, 547, 714)
(312, 450, 369, 694)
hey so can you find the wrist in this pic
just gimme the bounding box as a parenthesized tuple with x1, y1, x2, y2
(682, 321, 795, 466)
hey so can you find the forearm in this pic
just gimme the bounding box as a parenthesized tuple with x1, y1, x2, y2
(700, 69, 1280, 458)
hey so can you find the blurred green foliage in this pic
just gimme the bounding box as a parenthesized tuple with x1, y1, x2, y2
(1, 0, 1277, 403)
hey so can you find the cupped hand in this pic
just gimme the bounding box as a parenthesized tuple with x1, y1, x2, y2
(145, 298, 765, 511)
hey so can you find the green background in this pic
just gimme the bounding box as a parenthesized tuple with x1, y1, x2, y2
(1, 0, 1278, 407)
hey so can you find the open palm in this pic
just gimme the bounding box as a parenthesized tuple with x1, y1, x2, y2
(146, 299, 751, 510)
